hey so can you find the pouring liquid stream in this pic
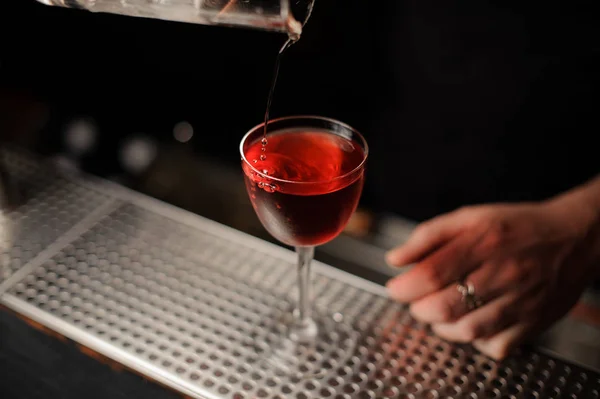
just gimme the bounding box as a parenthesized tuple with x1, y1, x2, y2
(259, 38, 296, 164)
(259, 0, 315, 164)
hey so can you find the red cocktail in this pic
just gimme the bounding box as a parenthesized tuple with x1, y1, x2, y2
(240, 116, 368, 376)
(242, 129, 365, 247)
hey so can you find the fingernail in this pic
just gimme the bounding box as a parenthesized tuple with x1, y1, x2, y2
(386, 251, 412, 270)
(385, 279, 395, 294)
(385, 249, 401, 266)
(385, 251, 395, 266)
(386, 279, 404, 302)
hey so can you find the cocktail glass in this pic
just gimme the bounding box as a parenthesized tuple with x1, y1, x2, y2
(240, 116, 368, 377)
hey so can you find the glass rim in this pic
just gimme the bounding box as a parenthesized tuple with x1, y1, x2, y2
(240, 115, 369, 185)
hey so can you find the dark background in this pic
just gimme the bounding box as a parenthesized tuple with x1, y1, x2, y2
(0, 2, 599, 398)
(0, 0, 381, 180)
(1, 1, 599, 222)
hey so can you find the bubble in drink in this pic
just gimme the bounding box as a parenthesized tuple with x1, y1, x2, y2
(253, 159, 258, 164)
(261, 138, 268, 146)
(260, 154, 267, 161)
(263, 183, 277, 193)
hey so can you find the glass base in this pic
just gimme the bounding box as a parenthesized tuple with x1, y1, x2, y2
(246, 307, 358, 379)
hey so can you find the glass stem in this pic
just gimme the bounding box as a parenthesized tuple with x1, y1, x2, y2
(292, 246, 317, 343)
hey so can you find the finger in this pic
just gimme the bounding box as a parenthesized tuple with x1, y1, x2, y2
(408, 281, 467, 324)
(385, 211, 468, 267)
(408, 263, 496, 323)
(431, 292, 519, 343)
(474, 292, 581, 360)
(409, 256, 544, 324)
(386, 234, 478, 303)
(473, 322, 532, 360)
(409, 260, 523, 323)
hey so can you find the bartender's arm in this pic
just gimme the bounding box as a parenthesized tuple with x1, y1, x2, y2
(385, 174, 600, 359)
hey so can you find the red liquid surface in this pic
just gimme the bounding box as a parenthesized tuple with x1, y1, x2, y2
(243, 130, 365, 247)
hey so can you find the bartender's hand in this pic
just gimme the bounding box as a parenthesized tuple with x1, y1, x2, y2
(385, 178, 600, 360)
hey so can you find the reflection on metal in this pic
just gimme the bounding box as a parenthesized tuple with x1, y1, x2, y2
(0, 147, 112, 287)
(1, 148, 599, 398)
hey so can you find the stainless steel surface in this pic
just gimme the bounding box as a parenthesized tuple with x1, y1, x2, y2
(0, 148, 112, 286)
(1, 148, 600, 398)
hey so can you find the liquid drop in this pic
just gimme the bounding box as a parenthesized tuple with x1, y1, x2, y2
(263, 184, 277, 193)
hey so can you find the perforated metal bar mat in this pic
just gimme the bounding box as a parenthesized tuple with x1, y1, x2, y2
(0, 148, 113, 285)
(1, 149, 599, 399)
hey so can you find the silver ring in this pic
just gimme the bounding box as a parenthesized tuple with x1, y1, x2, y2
(457, 282, 483, 311)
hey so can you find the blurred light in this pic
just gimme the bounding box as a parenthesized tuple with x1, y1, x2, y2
(64, 117, 97, 157)
(173, 121, 194, 143)
(119, 135, 158, 175)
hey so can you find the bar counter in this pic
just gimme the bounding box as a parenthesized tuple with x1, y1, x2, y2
(1, 147, 599, 398)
